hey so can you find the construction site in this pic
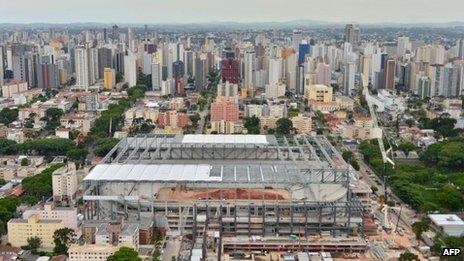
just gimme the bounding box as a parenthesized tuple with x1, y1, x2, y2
(83, 134, 370, 260)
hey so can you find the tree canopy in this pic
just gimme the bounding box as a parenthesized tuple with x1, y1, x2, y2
(107, 247, 141, 261)
(0, 108, 19, 125)
(53, 227, 76, 255)
(243, 116, 260, 134)
(276, 117, 293, 136)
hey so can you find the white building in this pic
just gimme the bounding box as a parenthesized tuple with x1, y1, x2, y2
(265, 83, 286, 99)
(243, 51, 256, 88)
(124, 52, 137, 87)
(428, 214, 464, 237)
(74, 46, 90, 91)
(343, 60, 355, 96)
(151, 60, 162, 91)
(68, 244, 118, 261)
(52, 163, 78, 201)
(268, 57, 283, 85)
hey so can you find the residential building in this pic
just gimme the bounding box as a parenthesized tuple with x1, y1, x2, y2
(124, 52, 137, 87)
(22, 203, 78, 231)
(2, 80, 28, 98)
(68, 244, 118, 261)
(221, 59, 240, 84)
(52, 163, 78, 201)
(103, 68, 116, 89)
(8, 214, 64, 248)
(291, 114, 312, 134)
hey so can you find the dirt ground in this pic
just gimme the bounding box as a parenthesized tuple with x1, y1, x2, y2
(156, 186, 290, 201)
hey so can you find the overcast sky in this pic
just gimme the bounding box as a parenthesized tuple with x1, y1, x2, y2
(1, 0, 463, 24)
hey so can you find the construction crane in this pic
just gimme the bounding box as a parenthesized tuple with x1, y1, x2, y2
(360, 74, 395, 197)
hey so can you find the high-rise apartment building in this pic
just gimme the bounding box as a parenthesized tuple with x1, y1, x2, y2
(243, 51, 256, 88)
(98, 47, 113, 79)
(74, 46, 90, 90)
(384, 59, 396, 90)
(221, 59, 240, 84)
(124, 52, 137, 87)
(344, 24, 361, 48)
(151, 60, 162, 91)
(103, 68, 116, 89)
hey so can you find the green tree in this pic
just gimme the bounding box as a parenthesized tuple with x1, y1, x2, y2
(20, 158, 29, 166)
(412, 221, 429, 239)
(189, 113, 201, 128)
(21, 164, 63, 204)
(93, 138, 119, 157)
(436, 185, 464, 211)
(0, 138, 18, 155)
(287, 108, 300, 118)
(398, 251, 419, 261)
(53, 227, 76, 255)
(107, 247, 141, 261)
(276, 118, 293, 136)
(17, 138, 75, 158)
(243, 116, 260, 134)
(0, 108, 19, 125)
(444, 236, 464, 248)
(26, 236, 42, 254)
(42, 108, 64, 131)
(67, 148, 88, 163)
(152, 247, 162, 261)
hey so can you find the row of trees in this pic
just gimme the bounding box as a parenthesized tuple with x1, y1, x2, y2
(242, 116, 295, 136)
(359, 139, 464, 212)
(0, 138, 76, 158)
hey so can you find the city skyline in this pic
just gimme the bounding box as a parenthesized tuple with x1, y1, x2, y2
(1, 0, 464, 24)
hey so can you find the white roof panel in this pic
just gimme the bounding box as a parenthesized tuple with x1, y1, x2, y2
(84, 164, 219, 182)
(181, 134, 268, 145)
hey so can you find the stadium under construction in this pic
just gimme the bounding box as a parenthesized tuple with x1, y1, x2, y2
(83, 134, 370, 259)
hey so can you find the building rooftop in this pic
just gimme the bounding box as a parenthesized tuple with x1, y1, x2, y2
(429, 214, 464, 226)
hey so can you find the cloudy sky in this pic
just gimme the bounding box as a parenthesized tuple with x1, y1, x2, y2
(0, 0, 463, 24)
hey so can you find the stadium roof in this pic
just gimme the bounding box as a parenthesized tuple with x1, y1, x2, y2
(181, 134, 269, 145)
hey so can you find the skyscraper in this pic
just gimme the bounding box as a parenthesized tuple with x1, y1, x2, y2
(74, 46, 90, 90)
(0, 46, 4, 86)
(316, 63, 331, 86)
(124, 52, 137, 87)
(384, 59, 396, 90)
(442, 63, 459, 97)
(268, 57, 283, 85)
(98, 48, 113, 79)
(151, 60, 162, 91)
(173, 60, 184, 79)
(221, 58, 240, 84)
(418, 76, 431, 99)
(457, 39, 464, 59)
(298, 42, 310, 65)
(344, 24, 361, 48)
(343, 61, 355, 96)
(194, 57, 207, 89)
(397, 37, 412, 57)
(103, 68, 116, 89)
(292, 29, 303, 51)
(243, 51, 256, 88)
(37, 63, 59, 89)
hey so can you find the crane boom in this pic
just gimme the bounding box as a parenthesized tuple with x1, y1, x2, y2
(361, 74, 395, 167)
